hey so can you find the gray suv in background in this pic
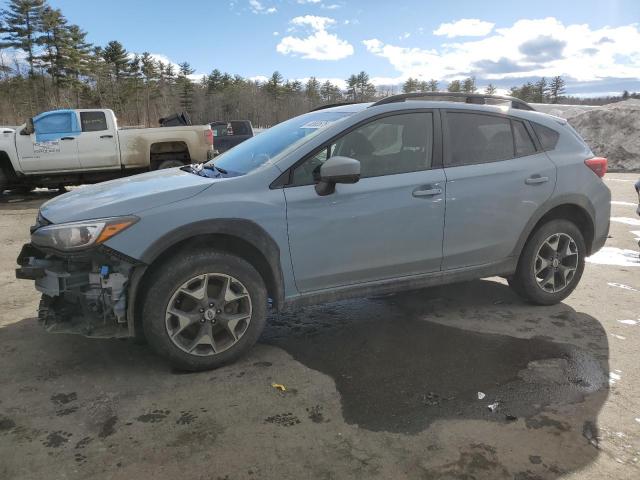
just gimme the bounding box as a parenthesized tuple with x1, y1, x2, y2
(17, 94, 611, 371)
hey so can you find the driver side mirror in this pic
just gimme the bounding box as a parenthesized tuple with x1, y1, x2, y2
(315, 155, 360, 196)
(20, 118, 34, 136)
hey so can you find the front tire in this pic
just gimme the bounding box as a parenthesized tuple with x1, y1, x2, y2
(142, 251, 267, 371)
(509, 219, 586, 305)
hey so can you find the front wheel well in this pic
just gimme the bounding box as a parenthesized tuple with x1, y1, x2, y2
(529, 204, 595, 255)
(0, 151, 18, 179)
(133, 233, 281, 338)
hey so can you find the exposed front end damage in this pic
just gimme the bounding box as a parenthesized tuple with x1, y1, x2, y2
(16, 243, 138, 338)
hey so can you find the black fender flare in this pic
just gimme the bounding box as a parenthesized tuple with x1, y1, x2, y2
(127, 219, 285, 337)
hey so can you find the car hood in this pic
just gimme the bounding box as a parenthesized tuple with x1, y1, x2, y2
(40, 167, 215, 223)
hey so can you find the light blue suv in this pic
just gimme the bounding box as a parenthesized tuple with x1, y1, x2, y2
(17, 94, 611, 371)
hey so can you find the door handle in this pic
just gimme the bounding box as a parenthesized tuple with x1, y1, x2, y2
(412, 186, 443, 198)
(60, 136, 75, 140)
(525, 175, 549, 185)
(100, 134, 114, 139)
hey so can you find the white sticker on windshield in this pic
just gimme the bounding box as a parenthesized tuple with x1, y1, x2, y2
(34, 141, 61, 154)
(300, 120, 334, 129)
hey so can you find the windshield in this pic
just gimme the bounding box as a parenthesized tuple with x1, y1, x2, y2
(210, 111, 353, 175)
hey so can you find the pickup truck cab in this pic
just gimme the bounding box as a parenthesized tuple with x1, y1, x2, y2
(0, 109, 214, 192)
(210, 120, 254, 154)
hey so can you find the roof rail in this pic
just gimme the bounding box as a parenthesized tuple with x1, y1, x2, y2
(309, 102, 360, 112)
(370, 92, 534, 111)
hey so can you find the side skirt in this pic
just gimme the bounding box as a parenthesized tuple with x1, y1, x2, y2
(282, 258, 517, 310)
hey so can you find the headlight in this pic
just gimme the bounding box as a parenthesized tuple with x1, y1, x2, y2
(31, 216, 139, 251)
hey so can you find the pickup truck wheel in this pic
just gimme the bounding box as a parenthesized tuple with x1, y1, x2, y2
(157, 159, 184, 169)
(142, 251, 267, 371)
(509, 219, 586, 305)
(0, 169, 8, 194)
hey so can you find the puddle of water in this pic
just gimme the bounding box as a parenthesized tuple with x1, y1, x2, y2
(264, 295, 608, 434)
(610, 217, 640, 226)
(587, 247, 640, 267)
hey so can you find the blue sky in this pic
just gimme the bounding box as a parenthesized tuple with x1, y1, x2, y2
(36, 0, 640, 95)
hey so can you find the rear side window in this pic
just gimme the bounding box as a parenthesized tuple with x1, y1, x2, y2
(80, 111, 108, 132)
(446, 112, 513, 166)
(531, 122, 560, 151)
(513, 120, 536, 157)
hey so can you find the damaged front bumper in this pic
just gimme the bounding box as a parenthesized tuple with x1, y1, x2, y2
(16, 243, 141, 338)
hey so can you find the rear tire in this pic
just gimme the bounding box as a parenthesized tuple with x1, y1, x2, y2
(509, 219, 586, 305)
(142, 251, 267, 371)
(157, 159, 185, 169)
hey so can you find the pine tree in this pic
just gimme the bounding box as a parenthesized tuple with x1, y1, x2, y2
(548, 76, 566, 104)
(176, 61, 194, 113)
(462, 76, 476, 93)
(427, 79, 439, 92)
(305, 76, 320, 103)
(402, 77, 419, 93)
(264, 71, 283, 100)
(102, 40, 129, 80)
(0, 0, 45, 77)
(534, 77, 548, 103)
(447, 80, 461, 93)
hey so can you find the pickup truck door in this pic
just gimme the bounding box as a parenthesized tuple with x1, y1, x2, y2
(76, 111, 120, 170)
(15, 110, 81, 172)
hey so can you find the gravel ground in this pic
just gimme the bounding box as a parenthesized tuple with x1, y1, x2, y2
(0, 174, 639, 480)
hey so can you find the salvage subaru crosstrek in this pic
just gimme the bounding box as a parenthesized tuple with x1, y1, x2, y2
(17, 94, 611, 371)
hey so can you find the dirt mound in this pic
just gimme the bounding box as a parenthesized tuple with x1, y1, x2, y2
(566, 100, 640, 172)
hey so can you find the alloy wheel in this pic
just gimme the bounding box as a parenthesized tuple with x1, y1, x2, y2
(534, 233, 579, 293)
(165, 273, 252, 356)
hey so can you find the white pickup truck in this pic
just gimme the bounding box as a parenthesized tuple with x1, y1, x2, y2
(0, 109, 214, 192)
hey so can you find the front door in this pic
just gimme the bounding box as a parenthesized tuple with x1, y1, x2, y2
(15, 110, 80, 172)
(284, 111, 446, 292)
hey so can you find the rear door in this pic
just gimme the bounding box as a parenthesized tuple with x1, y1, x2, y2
(283, 110, 446, 292)
(441, 110, 556, 269)
(77, 111, 120, 170)
(15, 110, 80, 172)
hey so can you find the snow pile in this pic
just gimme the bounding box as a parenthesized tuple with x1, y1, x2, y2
(564, 100, 640, 172)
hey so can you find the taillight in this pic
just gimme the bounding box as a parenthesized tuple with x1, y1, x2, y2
(585, 157, 607, 177)
(205, 129, 214, 146)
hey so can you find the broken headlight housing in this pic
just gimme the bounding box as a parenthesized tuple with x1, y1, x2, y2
(31, 216, 139, 251)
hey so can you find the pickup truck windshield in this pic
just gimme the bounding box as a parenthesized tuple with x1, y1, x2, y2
(209, 111, 352, 175)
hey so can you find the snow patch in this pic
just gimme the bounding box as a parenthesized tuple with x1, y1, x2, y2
(618, 319, 638, 325)
(587, 247, 640, 267)
(611, 217, 640, 226)
(611, 201, 637, 207)
(607, 282, 639, 292)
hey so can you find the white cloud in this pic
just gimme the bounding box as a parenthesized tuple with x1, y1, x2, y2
(433, 19, 495, 38)
(249, 0, 276, 14)
(297, 0, 322, 3)
(364, 17, 640, 85)
(273, 31, 279, 36)
(277, 15, 354, 60)
(399, 32, 411, 40)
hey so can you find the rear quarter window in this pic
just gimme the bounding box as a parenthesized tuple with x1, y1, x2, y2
(531, 122, 560, 151)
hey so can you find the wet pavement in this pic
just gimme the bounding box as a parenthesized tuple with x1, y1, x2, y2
(265, 284, 608, 434)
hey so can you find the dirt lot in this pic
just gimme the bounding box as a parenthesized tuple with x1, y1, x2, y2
(0, 175, 639, 480)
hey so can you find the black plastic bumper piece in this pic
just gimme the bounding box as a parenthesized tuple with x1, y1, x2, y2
(16, 265, 46, 280)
